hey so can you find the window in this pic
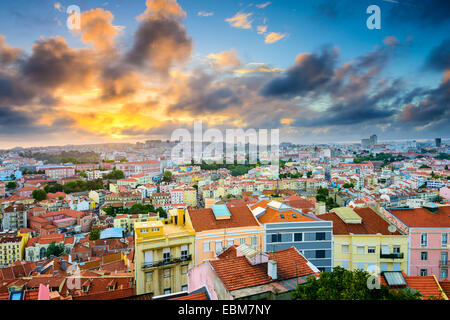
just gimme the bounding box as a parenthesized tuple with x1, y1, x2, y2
(341, 245, 349, 253)
(441, 252, 448, 266)
(151, 228, 160, 233)
(164, 288, 171, 295)
(239, 238, 246, 245)
(203, 242, 210, 253)
(316, 232, 326, 241)
(164, 269, 171, 278)
(294, 233, 302, 242)
(215, 241, 223, 252)
(341, 261, 349, 270)
(442, 233, 448, 247)
(421, 233, 428, 247)
(393, 246, 400, 254)
(441, 269, 448, 279)
(227, 240, 234, 248)
(420, 269, 428, 276)
(315, 250, 325, 259)
(145, 271, 153, 282)
(380, 263, 388, 272)
(271, 234, 282, 243)
(181, 285, 188, 292)
(357, 263, 365, 270)
(421, 251, 428, 261)
(393, 263, 401, 271)
(368, 247, 376, 254)
(381, 245, 389, 255)
(357, 246, 365, 254)
(251, 236, 257, 246)
(367, 263, 377, 273)
(181, 245, 188, 260)
(163, 248, 171, 264)
(181, 265, 188, 275)
(141, 229, 149, 233)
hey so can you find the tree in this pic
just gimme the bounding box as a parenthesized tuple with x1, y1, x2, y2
(292, 267, 422, 300)
(6, 182, 17, 189)
(306, 171, 313, 178)
(46, 241, 66, 258)
(162, 170, 172, 183)
(32, 189, 47, 201)
(89, 228, 101, 241)
(157, 207, 167, 219)
(104, 169, 124, 180)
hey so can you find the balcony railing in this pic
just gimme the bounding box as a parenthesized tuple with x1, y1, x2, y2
(440, 260, 449, 267)
(142, 254, 192, 270)
(380, 252, 404, 259)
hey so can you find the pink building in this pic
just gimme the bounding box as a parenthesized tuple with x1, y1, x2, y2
(0, 182, 5, 198)
(115, 160, 160, 178)
(75, 163, 99, 171)
(389, 206, 450, 280)
(440, 186, 450, 201)
(45, 167, 75, 179)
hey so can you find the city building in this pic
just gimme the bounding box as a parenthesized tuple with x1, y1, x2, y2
(319, 207, 409, 273)
(134, 208, 195, 296)
(186, 205, 265, 266)
(249, 200, 333, 272)
(386, 206, 450, 280)
(188, 244, 319, 300)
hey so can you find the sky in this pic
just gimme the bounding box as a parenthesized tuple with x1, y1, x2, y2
(0, 0, 449, 149)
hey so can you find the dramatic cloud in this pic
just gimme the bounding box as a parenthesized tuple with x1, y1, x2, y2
(226, 12, 253, 29)
(78, 8, 123, 52)
(21, 37, 96, 90)
(207, 50, 241, 71)
(264, 32, 287, 44)
(424, 38, 450, 72)
(126, 0, 192, 75)
(0, 35, 22, 66)
(260, 46, 339, 98)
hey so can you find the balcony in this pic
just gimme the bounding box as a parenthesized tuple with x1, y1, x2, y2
(440, 260, 449, 267)
(380, 252, 404, 259)
(141, 254, 192, 270)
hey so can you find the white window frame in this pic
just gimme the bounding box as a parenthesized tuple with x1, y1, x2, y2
(203, 242, 210, 253)
(421, 233, 428, 247)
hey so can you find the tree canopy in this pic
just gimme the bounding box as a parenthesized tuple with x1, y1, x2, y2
(293, 267, 422, 300)
(46, 241, 66, 258)
(32, 189, 47, 201)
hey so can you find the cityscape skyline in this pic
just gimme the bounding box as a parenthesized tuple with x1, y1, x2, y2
(0, 0, 449, 149)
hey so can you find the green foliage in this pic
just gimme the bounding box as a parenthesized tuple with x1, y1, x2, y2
(162, 170, 172, 182)
(103, 169, 125, 180)
(419, 165, 431, 169)
(434, 153, 450, 160)
(89, 228, 101, 241)
(26, 151, 101, 164)
(292, 267, 423, 300)
(306, 171, 313, 178)
(44, 183, 63, 194)
(197, 160, 258, 177)
(46, 241, 66, 258)
(32, 189, 47, 201)
(104, 203, 165, 218)
(353, 153, 406, 165)
(6, 181, 17, 189)
(343, 182, 355, 189)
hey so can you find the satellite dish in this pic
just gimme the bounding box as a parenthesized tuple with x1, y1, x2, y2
(388, 225, 397, 233)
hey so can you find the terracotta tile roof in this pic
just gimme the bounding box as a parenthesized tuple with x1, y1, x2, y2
(284, 198, 316, 210)
(258, 208, 315, 224)
(217, 245, 238, 259)
(170, 292, 209, 300)
(390, 206, 450, 228)
(209, 247, 315, 291)
(188, 205, 261, 232)
(26, 276, 66, 289)
(319, 207, 403, 235)
(439, 280, 450, 298)
(380, 273, 446, 300)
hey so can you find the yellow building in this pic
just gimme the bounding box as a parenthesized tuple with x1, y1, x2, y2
(113, 213, 158, 234)
(320, 207, 409, 273)
(0, 231, 28, 266)
(183, 187, 197, 207)
(134, 208, 195, 296)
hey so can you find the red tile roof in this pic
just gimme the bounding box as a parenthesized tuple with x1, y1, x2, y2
(209, 247, 315, 291)
(170, 292, 209, 300)
(188, 205, 261, 232)
(257, 207, 315, 224)
(319, 207, 403, 235)
(439, 280, 450, 299)
(390, 206, 450, 228)
(380, 273, 447, 300)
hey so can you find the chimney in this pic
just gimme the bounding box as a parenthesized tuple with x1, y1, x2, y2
(267, 260, 277, 280)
